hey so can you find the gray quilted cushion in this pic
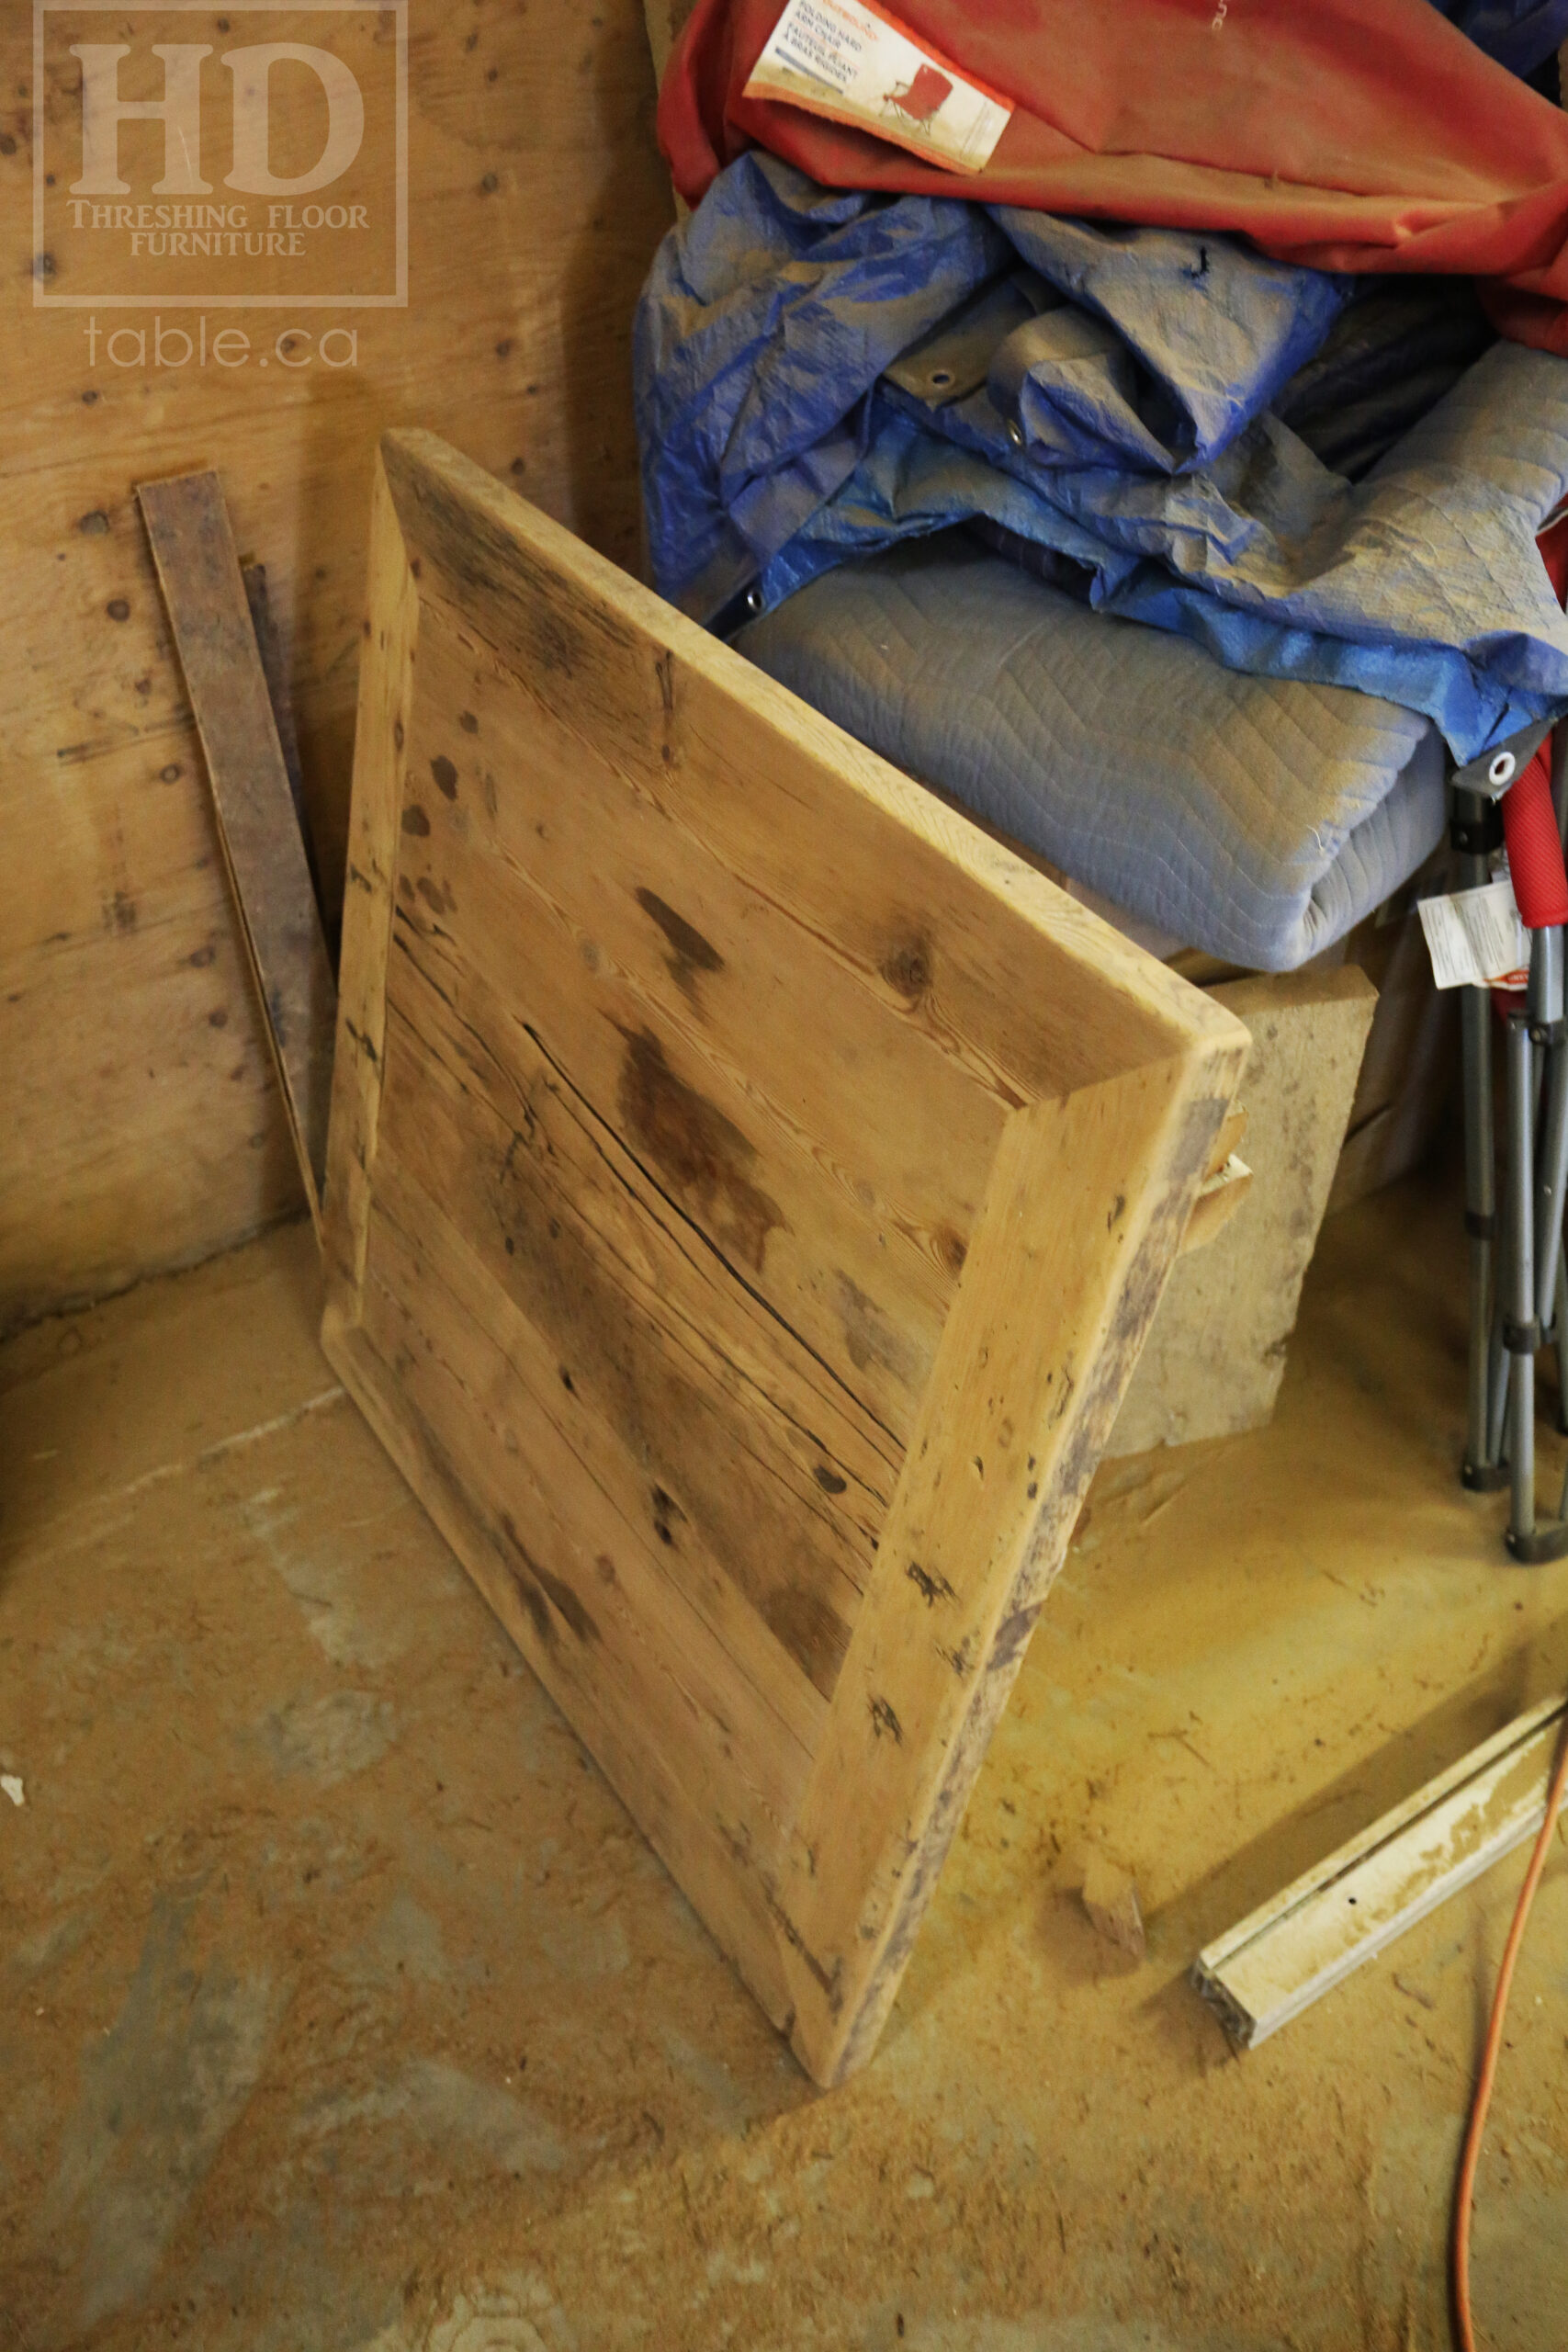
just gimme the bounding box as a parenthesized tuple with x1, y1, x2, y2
(739, 535, 1446, 972)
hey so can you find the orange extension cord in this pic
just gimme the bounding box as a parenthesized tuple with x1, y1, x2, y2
(1450, 1709, 1568, 2351)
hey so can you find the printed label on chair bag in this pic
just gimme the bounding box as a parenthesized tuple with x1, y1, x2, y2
(1417, 877, 1530, 989)
(744, 0, 1013, 175)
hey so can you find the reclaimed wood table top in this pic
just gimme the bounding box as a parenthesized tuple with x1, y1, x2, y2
(321, 429, 1247, 2084)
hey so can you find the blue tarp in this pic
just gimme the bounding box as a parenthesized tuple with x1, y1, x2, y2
(1436, 0, 1568, 77)
(635, 153, 1568, 765)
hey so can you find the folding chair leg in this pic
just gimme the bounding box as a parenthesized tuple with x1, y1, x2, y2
(1506, 930, 1568, 1563)
(1505, 1005, 1540, 1550)
(1456, 783, 1509, 1491)
(1461, 979, 1506, 1487)
(1537, 991, 1568, 1439)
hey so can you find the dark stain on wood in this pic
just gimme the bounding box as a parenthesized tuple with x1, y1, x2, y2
(401, 804, 431, 837)
(635, 887, 723, 1001)
(869, 1695, 903, 1743)
(764, 1582, 850, 1681)
(762, 1883, 844, 2011)
(416, 875, 455, 914)
(935, 1226, 967, 1278)
(987, 1601, 1042, 1675)
(616, 1027, 784, 1276)
(501, 1511, 598, 1645)
(814, 1464, 847, 1494)
(459, 710, 479, 734)
(834, 1272, 924, 1392)
(906, 1560, 953, 1608)
(388, 457, 596, 682)
(517, 1188, 855, 1680)
(379, 965, 873, 1703)
(881, 937, 931, 1002)
(535, 1559, 597, 1644)
(431, 754, 459, 800)
(507, 1563, 553, 1648)
(654, 650, 677, 763)
(650, 1484, 685, 1547)
(344, 1019, 378, 1069)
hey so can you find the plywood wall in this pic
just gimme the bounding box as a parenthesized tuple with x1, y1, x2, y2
(2, 4, 673, 1334)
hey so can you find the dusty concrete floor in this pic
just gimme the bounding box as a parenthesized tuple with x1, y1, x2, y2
(2, 1160, 1565, 2352)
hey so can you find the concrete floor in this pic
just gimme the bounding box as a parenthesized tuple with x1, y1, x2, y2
(2, 1161, 1566, 2351)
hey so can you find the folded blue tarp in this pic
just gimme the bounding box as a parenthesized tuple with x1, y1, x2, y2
(636, 153, 1568, 764)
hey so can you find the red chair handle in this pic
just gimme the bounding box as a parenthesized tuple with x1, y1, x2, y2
(1502, 743, 1568, 932)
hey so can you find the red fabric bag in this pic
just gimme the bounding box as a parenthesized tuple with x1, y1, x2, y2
(660, 0, 1568, 350)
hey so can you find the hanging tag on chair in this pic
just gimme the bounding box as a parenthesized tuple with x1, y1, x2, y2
(1417, 877, 1530, 990)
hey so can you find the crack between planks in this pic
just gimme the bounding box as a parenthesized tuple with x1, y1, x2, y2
(361, 1219, 818, 1795)
(519, 1012, 906, 1463)
(412, 584, 1032, 1112)
(389, 917, 901, 1483)
(376, 989, 875, 1637)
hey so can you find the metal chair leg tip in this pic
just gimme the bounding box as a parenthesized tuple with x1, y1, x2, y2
(1504, 1521, 1568, 1565)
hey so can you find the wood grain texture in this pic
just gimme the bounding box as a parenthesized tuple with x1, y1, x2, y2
(139, 472, 337, 1231)
(1106, 966, 1376, 1458)
(1, 1, 672, 1331)
(242, 560, 326, 935)
(1179, 1151, 1253, 1255)
(1325, 902, 1454, 1217)
(321, 431, 1250, 2083)
(324, 458, 422, 1320)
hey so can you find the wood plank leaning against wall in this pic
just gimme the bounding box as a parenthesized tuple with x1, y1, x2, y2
(1, 3, 673, 1336)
